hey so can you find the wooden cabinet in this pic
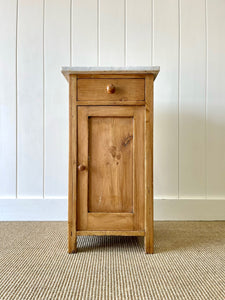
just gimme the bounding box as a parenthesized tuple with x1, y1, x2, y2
(77, 106, 145, 231)
(62, 67, 160, 254)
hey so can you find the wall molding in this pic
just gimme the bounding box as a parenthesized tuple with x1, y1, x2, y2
(0, 198, 224, 221)
(0, 198, 67, 221)
(154, 198, 225, 220)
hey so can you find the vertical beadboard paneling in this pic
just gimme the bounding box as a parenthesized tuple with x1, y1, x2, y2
(44, 0, 70, 197)
(99, 0, 124, 66)
(179, 0, 206, 198)
(17, 0, 43, 196)
(126, 0, 151, 66)
(0, 0, 17, 197)
(0, 0, 225, 220)
(154, 0, 179, 198)
(207, 0, 225, 197)
(72, 0, 97, 66)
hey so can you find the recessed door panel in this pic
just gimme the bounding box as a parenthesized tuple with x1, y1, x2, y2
(88, 116, 133, 213)
(77, 106, 144, 231)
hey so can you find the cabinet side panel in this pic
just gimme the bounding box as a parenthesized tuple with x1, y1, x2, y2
(68, 75, 77, 253)
(145, 75, 154, 253)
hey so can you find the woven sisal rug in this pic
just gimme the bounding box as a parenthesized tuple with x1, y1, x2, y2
(0, 221, 224, 299)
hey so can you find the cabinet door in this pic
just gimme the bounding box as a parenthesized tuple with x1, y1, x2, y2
(77, 106, 145, 231)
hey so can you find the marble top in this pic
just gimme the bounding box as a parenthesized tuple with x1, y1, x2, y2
(61, 66, 160, 81)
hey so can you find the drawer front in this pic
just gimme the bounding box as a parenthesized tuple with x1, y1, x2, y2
(77, 78, 145, 101)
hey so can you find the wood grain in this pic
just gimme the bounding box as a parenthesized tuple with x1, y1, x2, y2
(133, 106, 145, 231)
(67, 72, 155, 253)
(68, 75, 77, 253)
(145, 74, 154, 254)
(77, 106, 145, 232)
(77, 100, 145, 106)
(77, 231, 145, 236)
(77, 106, 88, 231)
(88, 116, 133, 213)
(77, 74, 146, 79)
(77, 79, 145, 101)
(87, 213, 133, 231)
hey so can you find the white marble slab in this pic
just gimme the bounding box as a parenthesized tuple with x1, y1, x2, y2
(61, 66, 160, 81)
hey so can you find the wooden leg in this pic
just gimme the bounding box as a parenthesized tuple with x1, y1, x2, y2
(145, 228, 153, 254)
(68, 239, 77, 253)
(68, 222, 77, 253)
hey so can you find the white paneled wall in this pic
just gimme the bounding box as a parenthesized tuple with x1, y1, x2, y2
(207, 0, 225, 198)
(44, 0, 70, 197)
(0, 0, 225, 220)
(0, 0, 17, 197)
(17, 0, 44, 197)
(72, 0, 98, 66)
(154, 0, 179, 198)
(99, 0, 125, 65)
(179, 0, 206, 198)
(126, 0, 152, 66)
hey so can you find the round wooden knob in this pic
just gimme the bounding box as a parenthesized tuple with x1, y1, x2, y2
(106, 84, 115, 94)
(78, 164, 86, 171)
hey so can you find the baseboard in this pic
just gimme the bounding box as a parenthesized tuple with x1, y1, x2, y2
(154, 198, 225, 220)
(0, 198, 224, 221)
(0, 198, 68, 221)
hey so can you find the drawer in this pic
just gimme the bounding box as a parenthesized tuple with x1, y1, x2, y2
(77, 78, 145, 101)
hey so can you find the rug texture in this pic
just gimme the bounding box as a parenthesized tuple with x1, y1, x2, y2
(0, 221, 224, 300)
